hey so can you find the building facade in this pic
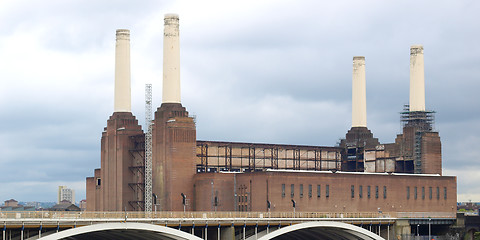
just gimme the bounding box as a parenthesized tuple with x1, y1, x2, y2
(58, 186, 75, 204)
(86, 15, 456, 215)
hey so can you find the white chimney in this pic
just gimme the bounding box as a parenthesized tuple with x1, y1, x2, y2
(409, 45, 426, 112)
(352, 56, 367, 127)
(162, 14, 181, 104)
(114, 29, 131, 112)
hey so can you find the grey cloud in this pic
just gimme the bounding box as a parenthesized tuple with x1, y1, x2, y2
(0, 0, 479, 202)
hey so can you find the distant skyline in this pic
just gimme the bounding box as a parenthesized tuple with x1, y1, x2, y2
(0, 0, 479, 203)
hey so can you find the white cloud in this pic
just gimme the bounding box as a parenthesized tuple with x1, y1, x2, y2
(0, 0, 479, 202)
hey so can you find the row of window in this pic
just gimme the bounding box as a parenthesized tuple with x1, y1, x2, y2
(281, 184, 330, 198)
(351, 185, 387, 199)
(281, 184, 448, 200)
(406, 186, 447, 200)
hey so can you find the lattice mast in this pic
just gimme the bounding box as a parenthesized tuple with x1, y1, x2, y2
(144, 84, 153, 212)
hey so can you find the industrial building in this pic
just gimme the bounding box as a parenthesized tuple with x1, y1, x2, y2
(86, 14, 456, 215)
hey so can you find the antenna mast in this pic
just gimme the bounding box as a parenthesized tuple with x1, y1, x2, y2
(144, 84, 153, 212)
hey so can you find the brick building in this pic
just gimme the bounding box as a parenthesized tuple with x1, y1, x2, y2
(86, 14, 456, 215)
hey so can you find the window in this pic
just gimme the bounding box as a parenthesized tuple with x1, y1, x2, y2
(375, 186, 379, 199)
(351, 185, 355, 198)
(383, 186, 387, 199)
(326, 185, 330, 198)
(444, 187, 447, 200)
(422, 187, 425, 199)
(317, 185, 321, 198)
(281, 184, 285, 198)
(96, 178, 101, 186)
(407, 186, 410, 199)
(436, 187, 440, 200)
(359, 185, 363, 198)
(414, 187, 418, 199)
(367, 186, 371, 199)
(429, 187, 432, 200)
(300, 184, 304, 198)
(308, 184, 312, 198)
(291, 184, 294, 198)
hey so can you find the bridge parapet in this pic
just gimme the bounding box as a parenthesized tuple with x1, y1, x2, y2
(0, 211, 455, 221)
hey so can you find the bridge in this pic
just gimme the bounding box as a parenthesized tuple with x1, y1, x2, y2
(0, 211, 456, 240)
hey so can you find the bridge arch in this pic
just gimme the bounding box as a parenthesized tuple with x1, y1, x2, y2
(39, 222, 203, 240)
(257, 221, 384, 240)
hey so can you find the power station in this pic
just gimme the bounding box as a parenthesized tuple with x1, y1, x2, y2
(86, 14, 456, 215)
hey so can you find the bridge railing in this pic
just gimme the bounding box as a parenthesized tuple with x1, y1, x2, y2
(0, 211, 455, 220)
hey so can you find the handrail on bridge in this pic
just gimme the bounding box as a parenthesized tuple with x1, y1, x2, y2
(0, 211, 456, 220)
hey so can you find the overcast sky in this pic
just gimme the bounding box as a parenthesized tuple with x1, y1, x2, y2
(0, 0, 479, 204)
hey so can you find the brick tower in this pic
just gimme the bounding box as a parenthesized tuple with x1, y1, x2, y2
(151, 14, 197, 211)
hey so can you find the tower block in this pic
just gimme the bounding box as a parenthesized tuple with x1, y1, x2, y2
(151, 14, 197, 211)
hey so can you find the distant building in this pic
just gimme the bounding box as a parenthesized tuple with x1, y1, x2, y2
(1, 199, 35, 211)
(58, 186, 75, 204)
(4, 199, 18, 207)
(50, 201, 81, 211)
(79, 199, 87, 211)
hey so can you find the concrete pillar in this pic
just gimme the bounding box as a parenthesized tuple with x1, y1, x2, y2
(352, 56, 367, 127)
(162, 14, 181, 103)
(409, 45, 426, 111)
(394, 219, 411, 240)
(114, 29, 131, 112)
(220, 226, 235, 240)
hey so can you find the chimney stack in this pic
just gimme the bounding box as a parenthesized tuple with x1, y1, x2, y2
(352, 56, 367, 127)
(162, 14, 181, 104)
(409, 45, 425, 112)
(114, 29, 131, 112)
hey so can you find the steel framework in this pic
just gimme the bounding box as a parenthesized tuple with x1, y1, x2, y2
(144, 84, 153, 212)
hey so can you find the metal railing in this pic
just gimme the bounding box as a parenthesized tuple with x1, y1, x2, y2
(0, 211, 456, 220)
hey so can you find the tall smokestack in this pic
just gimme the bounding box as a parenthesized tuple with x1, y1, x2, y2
(409, 45, 425, 112)
(162, 14, 181, 104)
(114, 29, 131, 112)
(352, 56, 367, 127)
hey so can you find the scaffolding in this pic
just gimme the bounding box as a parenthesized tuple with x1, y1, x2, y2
(144, 84, 153, 212)
(128, 134, 145, 211)
(400, 104, 435, 132)
(398, 104, 437, 174)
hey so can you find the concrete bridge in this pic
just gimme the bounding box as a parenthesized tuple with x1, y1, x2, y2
(0, 211, 455, 240)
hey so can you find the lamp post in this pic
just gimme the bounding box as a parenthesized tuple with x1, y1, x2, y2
(181, 193, 186, 213)
(417, 224, 419, 237)
(428, 219, 431, 240)
(291, 199, 296, 217)
(152, 194, 158, 213)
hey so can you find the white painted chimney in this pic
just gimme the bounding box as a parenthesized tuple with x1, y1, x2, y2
(409, 45, 426, 112)
(162, 14, 181, 104)
(114, 29, 131, 112)
(352, 56, 367, 127)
